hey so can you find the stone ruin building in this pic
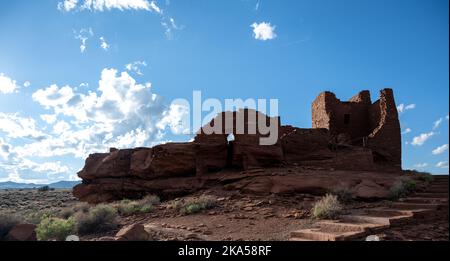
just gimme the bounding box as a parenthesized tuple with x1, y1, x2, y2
(73, 88, 402, 203)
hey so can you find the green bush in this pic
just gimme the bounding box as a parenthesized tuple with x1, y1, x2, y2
(59, 203, 90, 219)
(331, 186, 353, 204)
(115, 195, 159, 216)
(389, 177, 417, 200)
(24, 210, 59, 225)
(184, 204, 202, 215)
(117, 201, 142, 216)
(171, 195, 218, 215)
(0, 212, 22, 240)
(59, 208, 75, 219)
(167, 200, 183, 210)
(141, 195, 160, 205)
(139, 205, 154, 213)
(76, 204, 118, 235)
(36, 216, 75, 241)
(73, 202, 90, 213)
(311, 194, 343, 219)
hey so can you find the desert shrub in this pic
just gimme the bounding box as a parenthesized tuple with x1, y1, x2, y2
(167, 200, 184, 210)
(171, 195, 218, 215)
(331, 186, 353, 204)
(196, 195, 218, 209)
(0, 212, 22, 240)
(59, 208, 76, 219)
(139, 205, 154, 213)
(415, 172, 434, 183)
(115, 195, 159, 216)
(24, 210, 58, 225)
(36, 216, 75, 241)
(76, 204, 118, 235)
(311, 194, 343, 219)
(183, 203, 202, 215)
(38, 186, 52, 192)
(140, 195, 160, 206)
(389, 177, 417, 200)
(116, 201, 142, 216)
(73, 202, 90, 213)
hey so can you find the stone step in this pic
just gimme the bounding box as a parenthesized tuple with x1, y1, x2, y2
(413, 192, 449, 198)
(315, 221, 387, 236)
(429, 181, 449, 185)
(427, 185, 448, 191)
(360, 208, 412, 218)
(290, 228, 365, 241)
(289, 237, 313, 241)
(429, 184, 449, 188)
(426, 189, 449, 193)
(428, 185, 449, 189)
(401, 197, 448, 204)
(430, 181, 449, 184)
(391, 202, 441, 210)
(342, 215, 391, 226)
(427, 186, 448, 192)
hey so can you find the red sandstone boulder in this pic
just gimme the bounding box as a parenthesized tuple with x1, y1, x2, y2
(7, 224, 37, 241)
(115, 224, 150, 241)
(142, 143, 196, 178)
(130, 148, 153, 176)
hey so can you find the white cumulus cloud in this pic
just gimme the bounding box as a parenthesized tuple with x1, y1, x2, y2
(32, 84, 75, 109)
(157, 101, 190, 135)
(125, 61, 147, 75)
(401, 128, 412, 135)
(0, 73, 18, 94)
(436, 161, 449, 168)
(40, 114, 58, 124)
(58, 0, 78, 11)
(432, 144, 449, 155)
(411, 132, 434, 146)
(397, 103, 415, 114)
(0, 113, 47, 140)
(99, 36, 110, 51)
(58, 0, 162, 13)
(0, 138, 11, 160)
(23, 81, 31, 88)
(21, 68, 175, 160)
(251, 22, 277, 41)
(433, 117, 444, 130)
(413, 163, 428, 168)
(74, 27, 94, 53)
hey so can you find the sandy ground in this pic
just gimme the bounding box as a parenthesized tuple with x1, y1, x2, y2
(0, 188, 448, 241)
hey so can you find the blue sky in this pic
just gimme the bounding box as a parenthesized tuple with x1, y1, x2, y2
(0, 0, 448, 183)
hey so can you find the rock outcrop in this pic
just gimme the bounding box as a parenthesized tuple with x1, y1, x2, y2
(74, 89, 403, 203)
(115, 224, 150, 241)
(6, 224, 37, 241)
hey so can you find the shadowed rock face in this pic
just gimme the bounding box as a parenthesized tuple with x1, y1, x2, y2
(74, 90, 403, 203)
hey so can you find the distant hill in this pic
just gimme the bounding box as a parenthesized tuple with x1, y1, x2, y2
(0, 180, 81, 189)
